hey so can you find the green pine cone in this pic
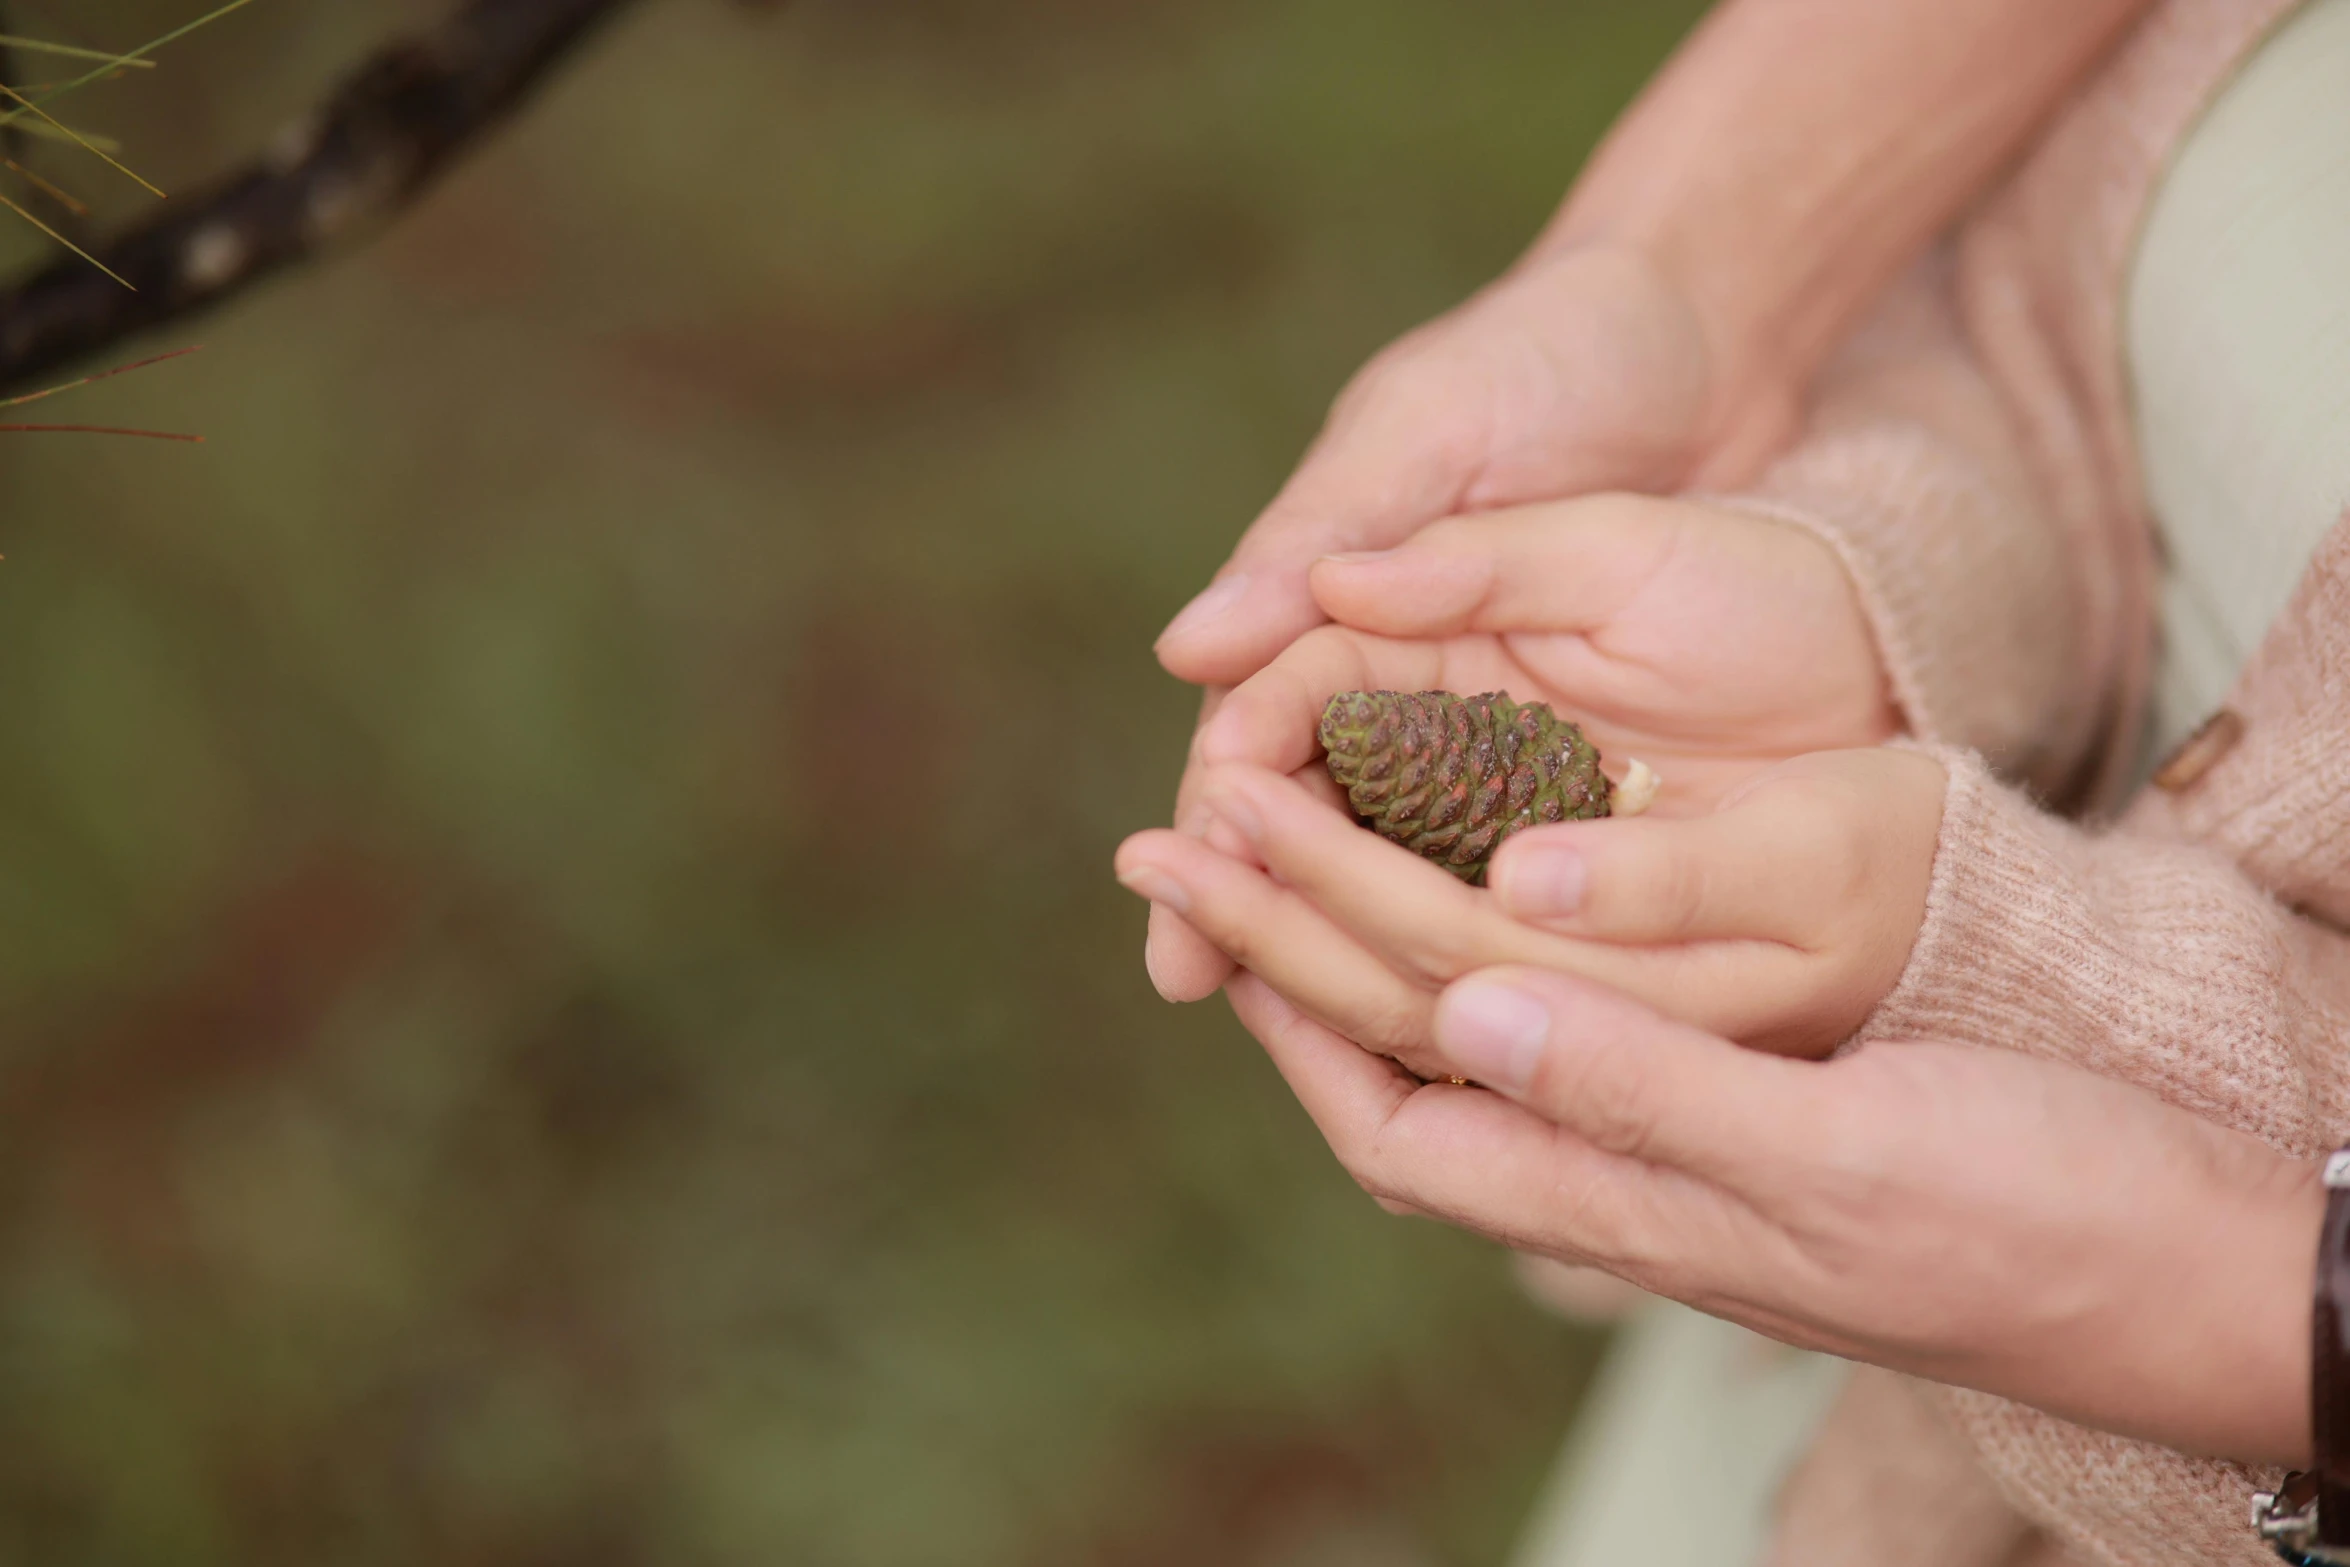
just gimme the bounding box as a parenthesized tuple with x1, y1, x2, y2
(1317, 690, 1611, 885)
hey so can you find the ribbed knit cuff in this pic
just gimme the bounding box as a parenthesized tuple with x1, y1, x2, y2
(1853, 746, 2072, 1051)
(1704, 421, 2094, 799)
(1679, 249, 2134, 804)
(1852, 747, 2327, 1152)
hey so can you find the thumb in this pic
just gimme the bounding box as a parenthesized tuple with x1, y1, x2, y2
(1306, 494, 1684, 641)
(1432, 968, 1813, 1187)
(1157, 243, 1726, 687)
(1155, 347, 1492, 687)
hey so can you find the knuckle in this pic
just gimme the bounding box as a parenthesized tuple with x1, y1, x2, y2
(1395, 921, 1478, 987)
(1185, 886, 1270, 970)
(1333, 1129, 1397, 1201)
(1542, 1037, 1660, 1160)
(1410, 512, 1482, 556)
(1289, 623, 1367, 679)
(1641, 839, 1709, 942)
(1553, 1196, 1644, 1280)
(1349, 990, 1436, 1059)
(1816, 1096, 1896, 1187)
(1333, 342, 1437, 423)
(1798, 799, 1875, 908)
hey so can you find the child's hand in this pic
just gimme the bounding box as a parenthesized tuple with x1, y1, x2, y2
(1144, 240, 1773, 1010)
(1145, 493, 1900, 1002)
(1116, 747, 1944, 1077)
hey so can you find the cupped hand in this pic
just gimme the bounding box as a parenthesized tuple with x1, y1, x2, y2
(1232, 967, 2317, 1467)
(1119, 744, 1939, 1075)
(1142, 241, 1804, 1005)
(1142, 493, 1901, 1004)
(1153, 243, 1793, 689)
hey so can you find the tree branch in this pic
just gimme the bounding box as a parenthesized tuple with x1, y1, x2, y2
(0, 0, 646, 392)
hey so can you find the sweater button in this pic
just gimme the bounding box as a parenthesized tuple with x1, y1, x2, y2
(2151, 707, 2245, 792)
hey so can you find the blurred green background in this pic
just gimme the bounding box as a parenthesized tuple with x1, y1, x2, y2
(0, 2, 1706, 1561)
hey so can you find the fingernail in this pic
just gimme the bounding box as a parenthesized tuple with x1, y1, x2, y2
(1142, 930, 1187, 1003)
(1205, 786, 1264, 845)
(1497, 842, 1586, 918)
(1117, 865, 1191, 915)
(1157, 574, 1251, 645)
(1436, 979, 1551, 1093)
(1317, 549, 1394, 566)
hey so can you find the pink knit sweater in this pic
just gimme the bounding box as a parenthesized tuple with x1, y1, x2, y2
(1699, 2, 2333, 1563)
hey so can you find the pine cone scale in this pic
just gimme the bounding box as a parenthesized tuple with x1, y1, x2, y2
(1318, 689, 1613, 885)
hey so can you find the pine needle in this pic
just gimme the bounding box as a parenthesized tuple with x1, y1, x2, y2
(0, 34, 157, 68)
(0, 423, 200, 441)
(0, 185, 132, 288)
(0, 81, 161, 195)
(4, 157, 88, 216)
(0, 345, 202, 410)
(0, 0, 258, 127)
(0, 347, 205, 440)
(7, 117, 122, 153)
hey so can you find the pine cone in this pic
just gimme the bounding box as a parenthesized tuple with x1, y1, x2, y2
(1318, 690, 1610, 885)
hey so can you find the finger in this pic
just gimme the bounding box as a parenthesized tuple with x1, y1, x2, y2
(1195, 763, 1817, 1040)
(1486, 799, 1831, 947)
(1154, 355, 1491, 687)
(1224, 971, 1419, 1163)
(1142, 803, 1255, 1004)
(1308, 494, 1688, 640)
(1166, 685, 1234, 849)
(1196, 762, 1523, 985)
(1229, 973, 1721, 1275)
(1192, 624, 1445, 778)
(1153, 566, 1328, 691)
(1189, 759, 1703, 986)
(1287, 756, 1349, 814)
(1493, 749, 1944, 952)
(1431, 967, 1815, 1189)
(1225, 973, 1486, 1228)
(1146, 688, 1247, 1001)
(1144, 703, 1361, 1001)
(1145, 902, 1232, 1002)
(1116, 829, 1437, 1062)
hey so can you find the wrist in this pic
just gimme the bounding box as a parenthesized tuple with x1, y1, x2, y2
(2004, 1143, 2315, 1467)
(1513, 227, 1802, 492)
(2166, 1149, 2320, 1467)
(2240, 1153, 2322, 1467)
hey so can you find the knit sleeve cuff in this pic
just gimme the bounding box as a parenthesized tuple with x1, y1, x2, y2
(1702, 420, 2095, 800)
(1852, 745, 2076, 1054)
(1682, 255, 2113, 802)
(1851, 747, 2333, 1148)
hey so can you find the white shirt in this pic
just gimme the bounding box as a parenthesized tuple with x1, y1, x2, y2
(2128, 0, 2350, 761)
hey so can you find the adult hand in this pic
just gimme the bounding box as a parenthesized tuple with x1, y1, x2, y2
(1231, 966, 2319, 1468)
(1154, 243, 1794, 686)
(1143, 241, 1805, 1002)
(1140, 493, 1901, 1005)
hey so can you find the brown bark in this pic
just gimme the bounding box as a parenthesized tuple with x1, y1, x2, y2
(0, 0, 647, 392)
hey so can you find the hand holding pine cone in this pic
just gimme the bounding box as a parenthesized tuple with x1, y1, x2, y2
(1317, 690, 1656, 884)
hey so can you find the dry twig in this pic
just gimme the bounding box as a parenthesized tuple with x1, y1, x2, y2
(0, 0, 646, 393)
